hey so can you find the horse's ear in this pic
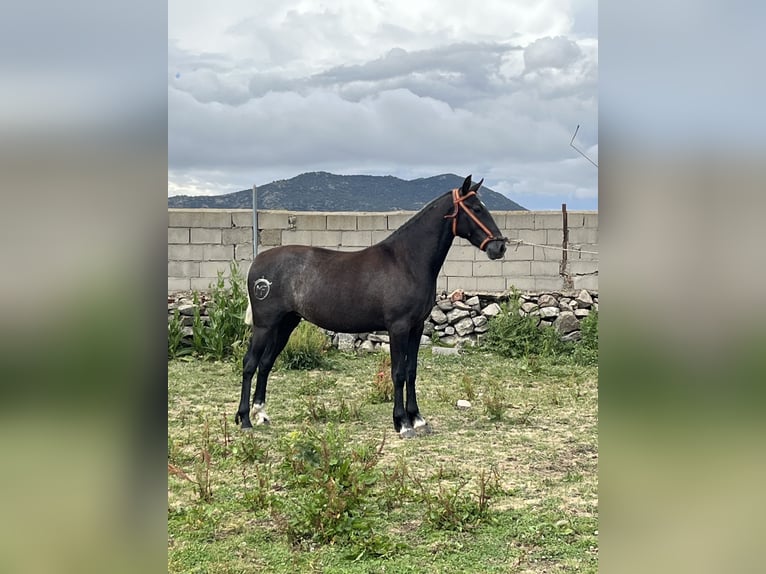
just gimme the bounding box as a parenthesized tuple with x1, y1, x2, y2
(469, 178, 484, 193)
(460, 175, 472, 196)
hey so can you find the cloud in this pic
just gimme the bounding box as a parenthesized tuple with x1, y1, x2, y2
(524, 36, 582, 71)
(168, 1, 598, 209)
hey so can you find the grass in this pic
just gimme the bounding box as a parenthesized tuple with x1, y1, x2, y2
(168, 349, 598, 573)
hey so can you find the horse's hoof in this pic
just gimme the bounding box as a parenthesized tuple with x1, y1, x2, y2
(399, 427, 416, 439)
(255, 414, 270, 425)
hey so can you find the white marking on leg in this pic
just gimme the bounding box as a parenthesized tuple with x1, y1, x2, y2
(252, 403, 270, 425)
(245, 300, 253, 326)
(413, 415, 428, 428)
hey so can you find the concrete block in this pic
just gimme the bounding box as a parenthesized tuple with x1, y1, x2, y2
(436, 276, 448, 292)
(453, 237, 471, 247)
(442, 261, 473, 277)
(191, 228, 222, 244)
(583, 213, 598, 228)
(281, 230, 313, 245)
(447, 246, 477, 261)
(503, 261, 532, 276)
(447, 277, 477, 292)
(295, 214, 327, 231)
(533, 245, 562, 262)
(518, 229, 547, 245)
(168, 277, 191, 292)
(573, 274, 599, 291)
(168, 244, 203, 261)
(231, 210, 254, 227)
(387, 213, 413, 230)
(531, 261, 561, 277)
(533, 212, 562, 230)
(327, 214, 357, 230)
(311, 230, 342, 247)
(235, 244, 255, 261)
(168, 261, 200, 277)
(168, 228, 189, 244)
(371, 230, 392, 243)
(200, 261, 232, 278)
(222, 227, 253, 245)
(357, 215, 387, 230)
(190, 277, 216, 291)
(546, 229, 564, 245)
(472, 260, 504, 276)
(258, 229, 282, 246)
(535, 276, 565, 291)
(476, 276, 506, 293)
(259, 212, 291, 229)
(169, 210, 232, 228)
(569, 261, 599, 275)
(507, 276, 537, 292)
(505, 212, 535, 229)
(569, 227, 599, 244)
(203, 244, 233, 261)
(568, 244, 599, 261)
(503, 245, 534, 261)
(341, 231, 372, 247)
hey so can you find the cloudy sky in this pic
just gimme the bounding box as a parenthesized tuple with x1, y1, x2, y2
(169, 0, 597, 210)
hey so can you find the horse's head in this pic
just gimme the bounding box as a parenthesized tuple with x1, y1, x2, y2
(446, 175, 507, 260)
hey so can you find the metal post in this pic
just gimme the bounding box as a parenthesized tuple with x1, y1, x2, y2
(252, 184, 258, 259)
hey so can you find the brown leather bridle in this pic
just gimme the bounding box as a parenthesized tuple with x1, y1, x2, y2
(444, 188, 502, 251)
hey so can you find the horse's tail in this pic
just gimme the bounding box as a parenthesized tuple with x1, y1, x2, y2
(245, 298, 253, 326)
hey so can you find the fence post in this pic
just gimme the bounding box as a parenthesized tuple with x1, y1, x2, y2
(252, 185, 258, 260)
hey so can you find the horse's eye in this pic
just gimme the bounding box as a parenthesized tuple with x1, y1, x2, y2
(471, 204, 482, 213)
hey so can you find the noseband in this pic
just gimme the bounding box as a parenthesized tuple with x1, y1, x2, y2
(444, 188, 502, 251)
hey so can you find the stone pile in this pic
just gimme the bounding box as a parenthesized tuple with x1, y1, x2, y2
(168, 289, 598, 351)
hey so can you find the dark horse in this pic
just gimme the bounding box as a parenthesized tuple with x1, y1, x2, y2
(235, 174, 507, 437)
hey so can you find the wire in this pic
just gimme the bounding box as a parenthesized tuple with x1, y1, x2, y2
(504, 237, 599, 257)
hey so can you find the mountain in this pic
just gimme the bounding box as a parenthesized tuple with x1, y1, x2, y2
(168, 172, 526, 211)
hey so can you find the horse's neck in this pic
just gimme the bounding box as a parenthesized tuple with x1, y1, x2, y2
(386, 198, 455, 282)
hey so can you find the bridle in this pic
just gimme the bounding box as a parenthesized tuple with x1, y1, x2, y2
(444, 188, 503, 251)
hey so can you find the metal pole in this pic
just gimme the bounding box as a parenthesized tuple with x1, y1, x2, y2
(252, 184, 258, 259)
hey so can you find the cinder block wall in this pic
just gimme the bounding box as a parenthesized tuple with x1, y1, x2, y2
(168, 209, 598, 293)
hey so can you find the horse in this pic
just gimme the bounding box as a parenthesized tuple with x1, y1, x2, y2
(235, 174, 507, 438)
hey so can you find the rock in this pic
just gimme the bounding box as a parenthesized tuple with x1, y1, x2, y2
(423, 322, 435, 336)
(434, 323, 447, 331)
(481, 303, 502, 317)
(453, 300, 472, 311)
(465, 296, 481, 310)
(561, 330, 582, 343)
(359, 340, 376, 353)
(181, 315, 194, 326)
(454, 317, 475, 336)
(574, 308, 591, 318)
(337, 333, 356, 351)
(539, 306, 560, 319)
(449, 289, 465, 302)
(181, 326, 194, 337)
(520, 302, 538, 314)
(456, 399, 472, 409)
(368, 332, 390, 343)
(539, 319, 554, 328)
(380, 343, 391, 354)
(419, 335, 432, 346)
(474, 323, 490, 333)
(472, 315, 488, 328)
(538, 294, 558, 308)
(177, 303, 196, 316)
(446, 308, 471, 323)
(430, 307, 448, 324)
(436, 299, 454, 311)
(554, 311, 580, 335)
(439, 335, 458, 346)
(576, 289, 594, 308)
(444, 326, 456, 335)
(433, 345, 459, 356)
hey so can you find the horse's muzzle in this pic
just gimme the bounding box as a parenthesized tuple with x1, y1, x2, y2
(486, 239, 506, 260)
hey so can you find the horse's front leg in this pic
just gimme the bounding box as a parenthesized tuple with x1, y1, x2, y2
(389, 327, 414, 438)
(405, 324, 430, 434)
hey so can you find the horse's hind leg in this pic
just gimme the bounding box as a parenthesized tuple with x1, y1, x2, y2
(236, 326, 269, 429)
(250, 314, 301, 425)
